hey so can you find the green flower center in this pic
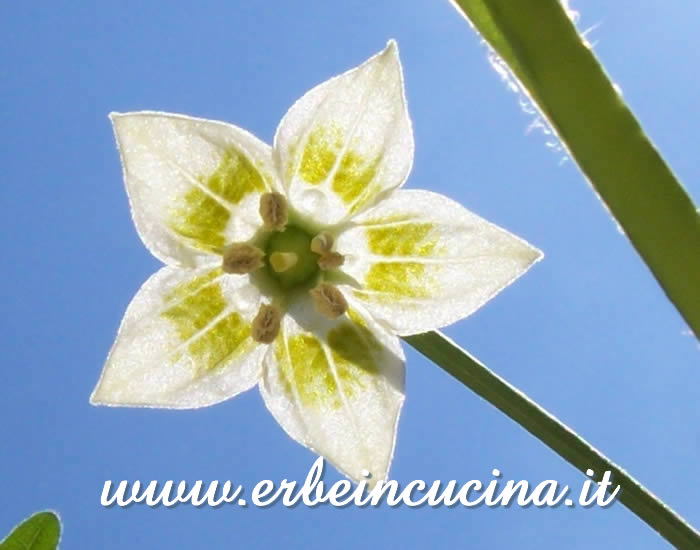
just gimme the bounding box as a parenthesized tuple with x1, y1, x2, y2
(264, 225, 320, 289)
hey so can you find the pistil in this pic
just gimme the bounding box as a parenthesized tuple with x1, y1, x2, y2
(264, 226, 319, 289)
(269, 252, 298, 273)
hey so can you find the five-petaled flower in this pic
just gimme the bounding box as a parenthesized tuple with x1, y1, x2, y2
(91, 41, 542, 484)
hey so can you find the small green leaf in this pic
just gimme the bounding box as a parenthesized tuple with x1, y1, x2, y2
(0, 511, 61, 550)
(451, 0, 700, 336)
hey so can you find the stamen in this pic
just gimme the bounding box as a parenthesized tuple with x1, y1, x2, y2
(310, 282, 348, 319)
(310, 232, 334, 255)
(318, 251, 345, 270)
(252, 304, 282, 344)
(311, 232, 344, 270)
(259, 192, 288, 231)
(222, 243, 265, 274)
(269, 251, 298, 273)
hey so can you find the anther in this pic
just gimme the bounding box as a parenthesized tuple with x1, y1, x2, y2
(259, 192, 288, 231)
(252, 304, 282, 344)
(317, 251, 345, 270)
(311, 232, 344, 270)
(309, 282, 348, 319)
(269, 251, 298, 273)
(310, 232, 334, 255)
(222, 243, 265, 274)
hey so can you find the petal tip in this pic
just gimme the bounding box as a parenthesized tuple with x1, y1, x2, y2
(89, 378, 120, 407)
(108, 111, 126, 124)
(524, 243, 545, 266)
(108, 112, 130, 133)
(89, 384, 108, 406)
(88, 392, 103, 407)
(379, 39, 401, 67)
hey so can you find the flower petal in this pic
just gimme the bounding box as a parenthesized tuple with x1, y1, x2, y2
(259, 298, 405, 484)
(91, 266, 266, 408)
(336, 189, 543, 335)
(111, 112, 277, 267)
(273, 41, 413, 226)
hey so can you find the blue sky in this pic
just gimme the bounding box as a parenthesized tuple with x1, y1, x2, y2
(1, 1, 698, 548)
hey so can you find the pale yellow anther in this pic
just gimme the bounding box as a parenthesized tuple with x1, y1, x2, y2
(310, 232, 334, 255)
(318, 251, 345, 270)
(222, 243, 265, 274)
(252, 304, 282, 344)
(269, 251, 298, 273)
(310, 282, 348, 319)
(259, 192, 288, 231)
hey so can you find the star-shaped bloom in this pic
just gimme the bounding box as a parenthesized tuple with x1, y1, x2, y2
(91, 41, 541, 483)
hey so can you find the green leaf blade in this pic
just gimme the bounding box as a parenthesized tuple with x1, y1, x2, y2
(452, 0, 700, 336)
(0, 511, 61, 550)
(405, 331, 700, 548)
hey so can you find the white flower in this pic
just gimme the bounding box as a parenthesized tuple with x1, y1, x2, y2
(91, 41, 541, 484)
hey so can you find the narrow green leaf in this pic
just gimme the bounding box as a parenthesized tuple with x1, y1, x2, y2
(0, 511, 61, 550)
(404, 331, 700, 548)
(451, 0, 700, 336)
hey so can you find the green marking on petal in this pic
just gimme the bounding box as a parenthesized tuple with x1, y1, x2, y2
(279, 334, 340, 408)
(346, 309, 383, 355)
(327, 322, 379, 380)
(164, 268, 222, 302)
(298, 126, 380, 208)
(162, 277, 252, 374)
(363, 262, 431, 299)
(169, 187, 229, 253)
(162, 283, 226, 341)
(299, 126, 341, 184)
(188, 312, 251, 372)
(277, 324, 378, 409)
(169, 147, 266, 253)
(347, 308, 369, 328)
(332, 151, 379, 206)
(367, 222, 436, 257)
(205, 147, 266, 204)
